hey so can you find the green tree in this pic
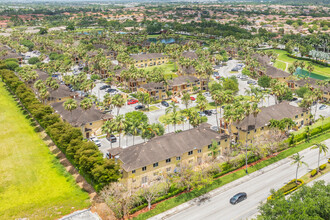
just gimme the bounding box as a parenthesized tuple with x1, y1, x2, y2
(311, 143, 328, 173)
(181, 92, 192, 110)
(196, 93, 208, 112)
(63, 98, 77, 122)
(28, 57, 40, 65)
(80, 98, 93, 111)
(102, 120, 116, 149)
(290, 153, 308, 184)
(112, 94, 125, 115)
(165, 102, 180, 131)
(257, 75, 271, 88)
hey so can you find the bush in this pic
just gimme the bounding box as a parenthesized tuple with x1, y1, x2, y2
(28, 57, 40, 64)
(310, 169, 317, 177)
(5, 61, 19, 71)
(319, 164, 327, 170)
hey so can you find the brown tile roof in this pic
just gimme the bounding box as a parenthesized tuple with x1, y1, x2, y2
(35, 69, 50, 81)
(108, 123, 228, 172)
(294, 78, 330, 92)
(233, 101, 306, 131)
(265, 65, 290, 78)
(140, 82, 165, 90)
(182, 51, 198, 60)
(130, 53, 167, 61)
(169, 75, 199, 86)
(51, 100, 112, 127)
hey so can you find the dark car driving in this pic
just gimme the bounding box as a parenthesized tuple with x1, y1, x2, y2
(135, 105, 145, 110)
(230, 192, 247, 205)
(161, 101, 169, 107)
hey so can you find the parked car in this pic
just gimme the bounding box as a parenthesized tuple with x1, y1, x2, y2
(135, 105, 145, 110)
(319, 104, 328, 110)
(204, 110, 212, 116)
(127, 99, 138, 105)
(291, 97, 298, 101)
(247, 80, 257, 85)
(204, 92, 211, 97)
(230, 192, 247, 205)
(106, 88, 117, 93)
(106, 134, 117, 143)
(90, 137, 101, 147)
(190, 96, 196, 101)
(241, 75, 248, 81)
(198, 111, 206, 117)
(161, 101, 169, 107)
(100, 85, 111, 90)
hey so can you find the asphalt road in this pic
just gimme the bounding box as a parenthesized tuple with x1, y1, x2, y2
(163, 139, 330, 220)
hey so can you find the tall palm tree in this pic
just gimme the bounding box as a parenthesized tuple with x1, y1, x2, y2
(196, 93, 208, 112)
(306, 64, 314, 78)
(63, 98, 77, 122)
(112, 94, 125, 115)
(290, 153, 308, 184)
(130, 120, 142, 146)
(163, 117, 172, 133)
(114, 115, 126, 147)
(311, 143, 328, 173)
(181, 92, 191, 110)
(212, 90, 224, 129)
(101, 120, 116, 148)
(39, 88, 49, 104)
(165, 102, 180, 131)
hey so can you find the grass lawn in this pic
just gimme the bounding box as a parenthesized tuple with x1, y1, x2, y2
(142, 106, 160, 112)
(134, 132, 330, 220)
(143, 63, 178, 79)
(0, 82, 90, 219)
(274, 60, 287, 71)
(266, 49, 330, 77)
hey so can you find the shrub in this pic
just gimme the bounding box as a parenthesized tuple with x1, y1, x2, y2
(5, 61, 19, 71)
(28, 57, 40, 64)
(319, 164, 326, 170)
(310, 169, 317, 177)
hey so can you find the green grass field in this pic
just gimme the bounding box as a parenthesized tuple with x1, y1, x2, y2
(267, 49, 330, 77)
(143, 63, 178, 79)
(273, 60, 287, 71)
(0, 82, 90, 219)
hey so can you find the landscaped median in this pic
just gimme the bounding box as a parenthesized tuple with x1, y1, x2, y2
(268, 179, 304, 200)
(133, 130, 330, 220)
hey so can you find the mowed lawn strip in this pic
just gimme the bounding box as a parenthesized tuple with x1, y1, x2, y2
(0, 82, 90, 220)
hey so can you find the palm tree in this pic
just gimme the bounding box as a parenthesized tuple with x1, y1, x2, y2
(196, 93, 208, 112)
(63, 99, 77, 122)
(181, 92, 191, 110)
(306, 64, 314, 78)
(130, 120, 142, 146)
(102, 120, 116, 148)
(288, 65, 295, 76)
(163, 117, 172, 133)
(112, 94, 125, 115)
(293, 60, 299, 70)
(34, 79, 45, 91)
(211, 90, 224, 129)
(39, 88, 49, 104)
(299, 61, 306, 72)
(165, 102, 180, 131)
(311, 143, 329, 173)
(80, 98, 93, 111)
(290, 153, 308, 184)
(103, 93, 112, 111)
(114, 115, 126, 148)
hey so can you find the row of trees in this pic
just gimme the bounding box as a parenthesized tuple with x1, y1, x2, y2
(0, 68, 120, 190)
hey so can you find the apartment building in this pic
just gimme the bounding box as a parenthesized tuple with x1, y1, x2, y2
(107, 123, 229, 188)
(130, 53, 168, 68)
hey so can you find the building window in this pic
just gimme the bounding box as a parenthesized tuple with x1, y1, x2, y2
(217, 141, 220, 145)
(142, 166, 147, 171)
(248, 131, 250, 134)
(142, 176, 148, 184)
(59, 98, 61, 100)
(197, 149, 202, 153)
(295, 115, 298, 119)
(166, 158, 171, 163)
(153, 162, 158, 167)
(208, 144, 212, 149)
(225, 139, 227, 142)
(89, 123, 93, 125)
(132, 170, 136, 174)
(301, 113, 304, 116)
(188, 151, 193, 155)
(261, 127, 264, 130)
(176, 156, 181, 161)
(166, 167, 171, 172)
(254, 129, 256, 132)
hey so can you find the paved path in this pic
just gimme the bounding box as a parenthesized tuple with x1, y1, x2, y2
(149, 139, 330, 220)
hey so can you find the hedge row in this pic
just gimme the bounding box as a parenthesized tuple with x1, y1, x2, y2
(0, 69, 120, 191)
(287, 54, 330, 67)
(268, 179, 304, 200)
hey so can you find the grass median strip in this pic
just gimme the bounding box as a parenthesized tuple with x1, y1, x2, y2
(134, 132, 330, 220)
